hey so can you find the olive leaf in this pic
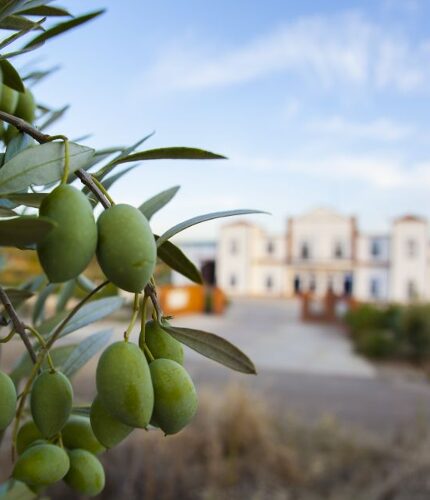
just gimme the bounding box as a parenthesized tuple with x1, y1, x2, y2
(0, 58, 25, 92)
(62, 329, 112, 378)
(162, 325, 256, 374)
(38, 296, 124, 338)
(17, 5, 71, 16)
(24, 9, 105, 48)
(32, 282, 57, 324)
(139, 186, 180, 220)
(0, 14, 41, 31)
(0, 0, 28, 23)
(0, 206, 16, 216)
(156, 209, 268, 247)
(0, 192, 47, 208)
(4, 133, 36, 163)
(55, 279, 75, 313)
(10, 344, 75, 385)
(0, 15, 45, 50)
(0, 216, 55, 247)
(38, 104, 69, 131)
(0, 141, 94, 193)
(156, 237, 202, 284)
(112, 147, 226, 166)
(95, 132, 155, 180)
(0, 287, 33, 323)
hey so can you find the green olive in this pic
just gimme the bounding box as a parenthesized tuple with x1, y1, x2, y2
(0, 84, 18, 114)
(37, 185, 97, 282)
(13, 443, 70, 486)
(96, 341, 154, 428)
(96, 204, 156, 292)
(16, 421, 42, 455)
(30, 370, 73, 438)
(62, 415, 105, 455)
(0, 370, 16, 431)
(141, 320, 183, 364)
(90, 395, 133, 448)
(64, 449, 105, 497)
(150, 359, 198, 435)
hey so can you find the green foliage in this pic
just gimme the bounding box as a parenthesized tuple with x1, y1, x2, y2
(0, 2, 262, 496)
(346, 304, 430, 362)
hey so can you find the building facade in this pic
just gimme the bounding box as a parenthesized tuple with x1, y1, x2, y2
(216, 208, 429, 303)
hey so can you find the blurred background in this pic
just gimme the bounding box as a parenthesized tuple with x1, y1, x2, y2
(4, 0, 430, 499)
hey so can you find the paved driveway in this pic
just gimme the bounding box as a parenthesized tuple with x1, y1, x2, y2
(174, 297, 375, 378)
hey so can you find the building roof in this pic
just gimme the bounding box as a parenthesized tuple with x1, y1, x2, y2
(394, 214, 426, 224)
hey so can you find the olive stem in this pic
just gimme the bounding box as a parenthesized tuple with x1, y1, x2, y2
(0, 286, 37, 364)
(124, 293, 140, 341)
(0, 328, 15, 343)
(24, 325, 55, 372)
(139, 294, 149, 347)
(60, 139, 70, 185)
(90, 175, 115, 205)
(142, 343, 155, 362)
(144, 280, 163, 322)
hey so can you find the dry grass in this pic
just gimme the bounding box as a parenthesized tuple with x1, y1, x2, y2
(3, 384, 430, 499)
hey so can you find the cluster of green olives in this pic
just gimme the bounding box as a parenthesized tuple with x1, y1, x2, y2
(0, 80, 36, 144)
(0, 179, 199, 496)
(0, 368, 104, 495)
(37, 185, 157, 290)
(0, 318, 197, 495)
(94, 319, 197, 440)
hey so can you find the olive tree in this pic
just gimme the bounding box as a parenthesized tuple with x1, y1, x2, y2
(0, 2, 261, 498)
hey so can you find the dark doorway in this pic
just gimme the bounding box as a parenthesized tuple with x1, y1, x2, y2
(201, 260, 216, 286)
(343, 274, 353, 296)
(294, 275, 301, 294)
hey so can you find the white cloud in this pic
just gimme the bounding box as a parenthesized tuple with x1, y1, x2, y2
(144, 11, 430, 93)
(307, 116, 414, 141)
(226, 152, 430, 190)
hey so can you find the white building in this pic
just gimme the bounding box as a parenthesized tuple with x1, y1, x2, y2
(217, 208, 430, 303)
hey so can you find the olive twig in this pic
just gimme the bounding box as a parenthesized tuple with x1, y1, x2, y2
(124, 293, 140, 342)
(0, 286, 37, 364)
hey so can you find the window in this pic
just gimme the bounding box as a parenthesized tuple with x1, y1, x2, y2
(266, 240, 275, 255)
(370, 239, 380, 258)
(309, 275, 316, 292)
(407, 280, 417, 300)
(406, 239, 417, 258)
(300, 242, 310, 259)
(229, 274, 237, 287)
(265, 275, 273, 290)
(334, 242, 344, 259)
(230, 239, 238, 254)
(370, 278, 379, 299)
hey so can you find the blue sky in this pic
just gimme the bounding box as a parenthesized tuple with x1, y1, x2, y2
(16, 0, 430, 239)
